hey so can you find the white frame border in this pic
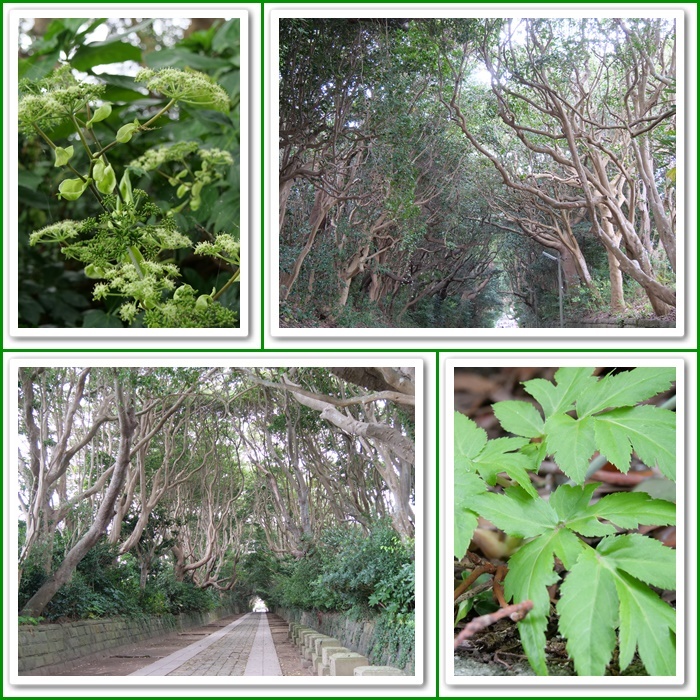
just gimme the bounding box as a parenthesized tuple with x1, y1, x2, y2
(267, 5, 689, 341)
(5, 353, 429, 693)
(6, 5, 250, 339)
(441, 354, 695, 694)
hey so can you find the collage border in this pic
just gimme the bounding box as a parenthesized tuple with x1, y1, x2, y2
(3, 2, 698, 698)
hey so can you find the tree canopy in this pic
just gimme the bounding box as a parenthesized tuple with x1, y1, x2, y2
(278, 17, 677, 329)
(17, 365, 416, 620)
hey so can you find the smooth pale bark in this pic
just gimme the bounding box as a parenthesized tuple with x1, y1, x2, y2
(20, 375, 137, 618)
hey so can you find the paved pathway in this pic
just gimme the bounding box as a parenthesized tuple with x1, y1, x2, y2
(129, 612, 282, 677)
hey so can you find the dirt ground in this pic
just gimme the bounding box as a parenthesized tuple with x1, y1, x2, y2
(51, 612, 310, 676)
(267, 614, 312, 676)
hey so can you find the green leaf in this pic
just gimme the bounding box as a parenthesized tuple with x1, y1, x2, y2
(18, 171, 44, 190)
(58, 177, 90, 201)
(613, 571, 676, 675)
(593, 416, 634, 473)
(454, 412, 487, 463)
(549, 483, 598, 522)
(591, 491, 676, 529)
(212, 19, 240, 54)
(593, 405, 676, 480)
(119, 169, 133, 207)
(455, 467, 487, 508)
(550, 367, 598, 414)
(557, 548, 618, 675)
(455, 598, 472, 625)
(597, 534, 676, 590)
(455, 508, 478, 560)
(504, 531, 560, 675)
(95, 163, 117, 195)
(53, 145, 74, 168)
(549, 483, 616, 537)
(493, 400, 545, 437)
(116, 121, 139, 144)
(551, 527, 586, 569)
(466, 487, 558, 538)
(18, 51, 62, 82)
(521, 378, 559, 417)
(86, 102, 112, 128)
(71, 41, 142, 71)
(576, 367, 676, 417)
(545, 413, 597, 484)
(83, 310, 123, 328)
(523, 367, 597, 418)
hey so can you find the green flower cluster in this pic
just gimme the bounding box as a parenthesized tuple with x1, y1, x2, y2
(143, 285, 238, 328)
(135, 67, 230, 112)
(29, 220, 81, 246)
(19, 65, 105, 135)
(194, 233, 240, 266)
(129, 140, 233, 212)
(128, 141, 200, 172)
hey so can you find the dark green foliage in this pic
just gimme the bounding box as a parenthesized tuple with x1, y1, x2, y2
(19, 533, 216, 620)
(18, 18, 241, 328)
(143, 571, 218, 615)
(269, 519, 414, 615)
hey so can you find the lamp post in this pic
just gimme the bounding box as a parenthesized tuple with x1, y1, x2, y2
(542, 251, 563, 328)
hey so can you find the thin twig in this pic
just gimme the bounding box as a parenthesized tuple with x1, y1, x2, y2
(454, 600, 534, 649)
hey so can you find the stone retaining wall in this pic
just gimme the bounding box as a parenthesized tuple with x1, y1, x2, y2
(276, 608, 414, 673)
(18, 604, 242, 675)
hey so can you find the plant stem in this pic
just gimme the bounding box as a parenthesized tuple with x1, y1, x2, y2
(71, 114, 94, 160)
(212, 269, 240, 301)
(94, 98, 178, 159)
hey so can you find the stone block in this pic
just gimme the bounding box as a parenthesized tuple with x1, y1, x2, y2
(354, 665, 404, 676)
(314, 636, 340, 656)
(304, 634, 327, 659)
(322, 646, 349, 666)
(294, 626, 312, 644)
(317, 662, 330, 676)
(330, 652, 369, 676)
(300, 629, 318, 648)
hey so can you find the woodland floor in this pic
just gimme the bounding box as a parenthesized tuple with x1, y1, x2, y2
(453, 366, 674, 677)
(50, 612, 310, 676)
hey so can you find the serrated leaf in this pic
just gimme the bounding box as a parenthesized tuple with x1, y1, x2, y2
(455, 468, 487, 507)
(591, 491, 676, 529)
(557, 548, 619, 675)
(613, 571, 676, 675)
(476, 437, 538, 497)
(593, 405, 676, 480)
(467, 487, 558, 538)
(597, 534, 676, 590)
(455, 508, 478, 560)
(454, 412, 488, 463)
(504, 531, 560, 675)
(576, 367, 676, 417)
(549, 483, 598, 521)
(545, 413, 597, 484)
(493, 400, 545, 437)
(522, 378, 559, 417)
(523, 368, 598, 419)
(593, 416, 634, 472)
(551, 367, 598, 414)
(551, 527, 586, 569)
(550, 483, 616, 537)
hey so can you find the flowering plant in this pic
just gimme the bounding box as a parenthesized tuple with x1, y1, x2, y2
(19, 64, 240, 328)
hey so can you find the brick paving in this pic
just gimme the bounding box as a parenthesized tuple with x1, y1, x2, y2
(129, 612, 281, 677)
